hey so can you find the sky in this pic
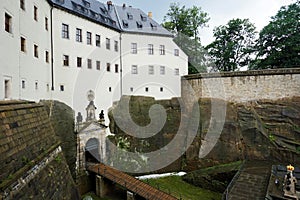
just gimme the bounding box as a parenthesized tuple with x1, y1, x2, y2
(110, 0, 293, 45)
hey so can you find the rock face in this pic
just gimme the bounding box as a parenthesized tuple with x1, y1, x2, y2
(108, 96, 300, 172)
(42, 100, 77, 179)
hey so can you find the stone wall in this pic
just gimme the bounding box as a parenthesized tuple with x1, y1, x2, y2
(182, 68, 300, 107)
(41, 100, 77, 179)
(0, 100, 79, 199)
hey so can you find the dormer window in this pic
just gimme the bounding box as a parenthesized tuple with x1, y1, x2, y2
(150, 22, 157, 30)
(100, 7, 107, 15)
(141, 14, 147, 21)
(136, 21, 142, 29)
(82, 0, 90, 8)
(122, 20, 128, 28)
(127, 13, 133, 20)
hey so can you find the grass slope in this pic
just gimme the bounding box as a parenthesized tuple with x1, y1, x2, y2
(144, 175, 222, 200)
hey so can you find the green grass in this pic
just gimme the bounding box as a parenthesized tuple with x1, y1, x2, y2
(144, 176, 222, 200)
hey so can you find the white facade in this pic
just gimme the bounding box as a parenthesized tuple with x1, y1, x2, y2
(0, 0, 51, 101)
(0, 0, 188, 123)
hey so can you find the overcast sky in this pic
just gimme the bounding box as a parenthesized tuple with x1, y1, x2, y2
(111, 0, 293, 45)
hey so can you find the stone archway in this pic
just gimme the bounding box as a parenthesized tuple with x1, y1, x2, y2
(85, 138, 100, 164)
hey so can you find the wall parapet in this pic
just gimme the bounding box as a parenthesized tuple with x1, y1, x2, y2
(181, 68, 300, 106)
(183, 68, 300, 80)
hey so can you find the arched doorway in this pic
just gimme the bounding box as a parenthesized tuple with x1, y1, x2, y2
(85, 138, 100, 164)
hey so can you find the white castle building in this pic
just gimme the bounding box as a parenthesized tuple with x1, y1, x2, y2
(0, 0, 188, 122)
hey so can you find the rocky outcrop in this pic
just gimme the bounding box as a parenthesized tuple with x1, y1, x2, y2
(41, 100, 77, 179)
(108, 96, 300, 172)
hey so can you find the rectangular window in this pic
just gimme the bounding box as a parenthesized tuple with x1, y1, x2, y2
(34, 6, 38, 21)
(35, 81, 38, 90)
(174, 49, 179, 56)
(106, 63, 111, 72)
(114, 40, 118, 52)
(160, 87, 163, 92)
(148, 65, 154, 75)
(4, 79, 11, 99)
(145, 87, 149, 92)
(21, 80, 26, 89)
(148, 44, 154, 55)
(130, 87, 133, 92)
(160, 66, 165, 75)
(45, 51, 49, 63)
(96, 61, 100, 70)
(63, 55, 69, 66)
(20, 0, 25, 10)
(106, 38, 110, 50)
(87, 31, 92, 45)
(62, 23, 69, 39)
(131, 43, 137, 54)
(60, 85, 64, 91)
(77, 57, 82, 67)
(87, 59, 92, 69)
(127, 13, 133, 20)
(45, 17, 48, 30)
(76, 28, 82, 42)
(21, 37, 26, 52)
(96, 34, 101, 47)
(34, 45, 38, 58)
(175, 68, 179, 75)
(131, 65, 138, 74)
(115, 64, 119, 73)
(5, 13, 12, 33)
(159, 45, 165, 55)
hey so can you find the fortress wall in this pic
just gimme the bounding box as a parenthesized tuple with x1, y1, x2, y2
(182, 68, 300, 105)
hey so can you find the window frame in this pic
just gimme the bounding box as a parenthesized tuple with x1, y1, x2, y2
(160, 66, 165, 75)
(76, 28, 82, 42)
(63, 55, 69, 66)
(87, 59, 92, 69)
(20, 0, 25, 10)
(114, 40, 118, 52)
(131, 43, 137, 54)
(96, 34, 101, 47)
(34, 44, 39, 58)
(159, 45, 165, 55)
(62, 23, 69, 39)
(106, 38, 110, 50)
(148, 65, 154, 75)
(96, 60, 100, 70)
(106, 63, 111, 72)
(131, 65, 138, 74)
(20, 37, 26, 52)
(34, 6, 38, 21)
(77, 57, 82, 67)
(148, 44, 154, 55)
(45, 51, 49, 63)
(87, 31, 92, 45)
(5, 13, 12, 33)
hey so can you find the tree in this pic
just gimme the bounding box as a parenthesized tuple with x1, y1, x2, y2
(250, 2, 300, 69)
(206, 18, 257, 71)
(162, 3, 210, 73)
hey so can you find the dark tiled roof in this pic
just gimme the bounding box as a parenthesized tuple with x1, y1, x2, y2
(112, 5, 173, 37)
(49, 0, 120, 30)
(48, 0, 173, 37)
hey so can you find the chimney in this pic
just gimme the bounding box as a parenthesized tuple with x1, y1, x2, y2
(107, 1, 112, 10)
(148, 12, 153, 19)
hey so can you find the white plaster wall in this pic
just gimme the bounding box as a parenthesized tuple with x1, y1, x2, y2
(0, 0, 51, 101)
(121, 33, 188, 100)
(51, 8, 121, 121)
